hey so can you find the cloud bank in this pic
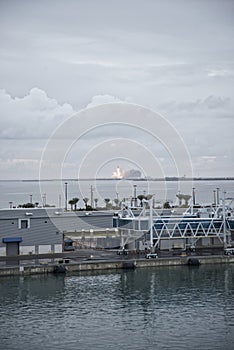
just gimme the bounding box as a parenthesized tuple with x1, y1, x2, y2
(0, 88, 74, 139)
(0, 87, 233, 179)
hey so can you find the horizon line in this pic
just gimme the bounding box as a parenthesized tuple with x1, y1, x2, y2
(0, 176, 234, 182)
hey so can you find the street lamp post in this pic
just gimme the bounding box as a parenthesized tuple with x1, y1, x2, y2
(216, 188, 220, 206)
(149, 196, 154, 251)
(90, 185, 94, 209)
(42, 193, 46, 207)
(222, 191, 227, 249)
(192, 188, 196, 206)
(64, 182, 68, 211)
(133, 184, 137, 207)
(213, 190, 216, 207)
(59, 194, 61, 209)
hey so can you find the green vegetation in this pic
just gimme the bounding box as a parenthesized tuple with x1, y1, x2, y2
(68, 197, 79, 210)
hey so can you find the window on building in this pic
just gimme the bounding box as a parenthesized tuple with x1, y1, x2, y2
(18, 219, 30, 229)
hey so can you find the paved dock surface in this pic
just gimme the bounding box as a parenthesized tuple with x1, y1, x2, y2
(0, 249, 234, 277)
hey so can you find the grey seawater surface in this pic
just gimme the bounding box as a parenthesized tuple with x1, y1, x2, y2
(0, 264, 234, 350)
(0, 179, 234, 209)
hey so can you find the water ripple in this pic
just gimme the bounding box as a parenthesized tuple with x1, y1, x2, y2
(0, 265, 234, 350)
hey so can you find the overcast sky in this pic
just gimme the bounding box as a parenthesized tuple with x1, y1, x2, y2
(0, 0, 233, 180)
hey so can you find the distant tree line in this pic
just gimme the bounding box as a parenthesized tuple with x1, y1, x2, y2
(15, 194, 175, 210)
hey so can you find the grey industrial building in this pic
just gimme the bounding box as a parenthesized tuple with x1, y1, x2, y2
(0, 208, 114, 256)
(1, 205, 233, 257)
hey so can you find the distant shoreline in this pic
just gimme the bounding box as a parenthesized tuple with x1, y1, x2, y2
(0, 177, 233, 182)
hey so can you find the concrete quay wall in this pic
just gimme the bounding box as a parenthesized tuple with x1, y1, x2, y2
(0, 261, 124, 277)
(0, 255, 234, 277)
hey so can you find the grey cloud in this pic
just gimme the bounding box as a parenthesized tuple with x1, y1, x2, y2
(158, 95, 232, 114)
(1, 1, 233, 94)
(0, 0, 233, 179)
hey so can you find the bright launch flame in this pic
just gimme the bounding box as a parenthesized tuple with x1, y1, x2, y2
(112, 166, 125, 179)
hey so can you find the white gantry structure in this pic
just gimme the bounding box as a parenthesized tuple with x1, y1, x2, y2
(114, 198, 234, 251)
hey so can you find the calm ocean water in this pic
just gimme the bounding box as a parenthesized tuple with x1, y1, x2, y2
(0, 265, 234, 350)
(0, 179, 233, 209)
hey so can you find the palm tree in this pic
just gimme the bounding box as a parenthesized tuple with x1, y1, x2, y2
(83, 197, 89, 210)
(176, 193, 191, 207)
(176, 193, 183, 206)
(163, 201, 171, 209)
(137, 194, 146, 207)
(104, 198, 111, 209)
(73, 197, 79, 210)
(68, 198, 75, 211)
(113, 198, 119, 208)
(182, 194, 191, 207)
(94, 198, 98, 209)
(146, 194, 153, 200)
